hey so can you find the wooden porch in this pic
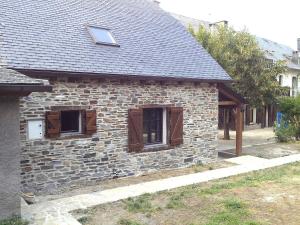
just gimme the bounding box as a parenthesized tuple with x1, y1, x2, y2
(218, 84, 247, 157)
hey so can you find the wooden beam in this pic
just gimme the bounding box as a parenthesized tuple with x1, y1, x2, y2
(218, 87, 240, 104)
(235, 105, 243, 156)
(219, 101, 236, 106)
(223, 108, 230, 140)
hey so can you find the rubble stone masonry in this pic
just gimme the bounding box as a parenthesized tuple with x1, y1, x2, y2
(20, 77, 218, 194)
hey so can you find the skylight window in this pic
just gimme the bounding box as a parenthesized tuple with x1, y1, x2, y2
(87, 26, 118, 46)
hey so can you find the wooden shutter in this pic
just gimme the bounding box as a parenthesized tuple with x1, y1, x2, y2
(128, 108, 143, 152)
(45, 111, 60, 138)
(84, 110, 97, 135)
(169, 107, 183, 146)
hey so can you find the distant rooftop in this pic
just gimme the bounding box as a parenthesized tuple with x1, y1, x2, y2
(256, 37, 300, 70)
(172, 13, 300, 71)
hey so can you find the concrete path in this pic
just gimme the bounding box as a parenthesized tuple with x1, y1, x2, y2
(217, 128, 276, 151)
(22, 154, 300, 225)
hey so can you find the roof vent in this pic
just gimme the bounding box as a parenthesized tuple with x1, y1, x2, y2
(153, 0, 160, 6)
(297, 38, 300, 51)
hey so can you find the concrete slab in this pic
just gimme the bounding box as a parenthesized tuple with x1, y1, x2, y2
(225, 155, 269, 165)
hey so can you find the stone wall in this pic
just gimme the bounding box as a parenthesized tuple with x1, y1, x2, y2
(20, 77, 218, 194)
(0, 97, 21, 219)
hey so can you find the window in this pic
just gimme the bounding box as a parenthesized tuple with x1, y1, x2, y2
(128, 106, 183, 152)
(278, 75, 283, 86)
(292, 77, 298, 97)
(143, 108, 165, 145)
(45, 109, 97, 138)
(61, 110, 81, 134)
(87, 26, 118, 46)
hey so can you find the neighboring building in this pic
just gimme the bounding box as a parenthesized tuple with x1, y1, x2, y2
(172, 13, 300, 128)
(257, 37, 300, 97)
(0, 0, 233, 194)
(0, 68, 51, 219)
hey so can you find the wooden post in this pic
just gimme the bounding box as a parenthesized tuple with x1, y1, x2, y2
(235, 105, 243, 156)
(224, 108, 230, 140)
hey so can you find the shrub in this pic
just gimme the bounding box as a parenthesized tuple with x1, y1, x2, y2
(275, 123, 296, 142)
(277, 96, 300, 141)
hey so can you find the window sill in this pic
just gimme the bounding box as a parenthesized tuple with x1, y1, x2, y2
(49, 133, 92, 140)
(142, 144, 172, 152)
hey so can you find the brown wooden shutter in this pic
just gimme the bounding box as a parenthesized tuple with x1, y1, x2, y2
(85, 110, 97, 135)
(45, 111, 60, 138)
(169, 107, 183, 146)
(128, 108, 143, 152)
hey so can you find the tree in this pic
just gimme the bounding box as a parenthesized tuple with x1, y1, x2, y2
(189, 25, 287, 108)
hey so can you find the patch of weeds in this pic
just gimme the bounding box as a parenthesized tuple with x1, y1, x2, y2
(205, 197, 262, 225)
(0, 217, 28, 225)
(123, 194, 159, 214)
(192, 162, 204, 173)
(223, 198, 247, 214)
(77, 216, 89, 224)
(118, 218, 144, 225)
(166, 193, 185, 209)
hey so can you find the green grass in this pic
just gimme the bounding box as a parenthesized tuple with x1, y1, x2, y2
(0, 217, 28, 225)
(118, 218, 144, 225)
(198, 162, 298, 196)
(123, 194, 160, 214)
(205, 198, 261, 225)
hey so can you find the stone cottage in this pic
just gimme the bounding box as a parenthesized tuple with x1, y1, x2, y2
(0, 0, 232, 194)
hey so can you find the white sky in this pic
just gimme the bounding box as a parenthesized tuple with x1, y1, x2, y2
(159, 0, 300, 49)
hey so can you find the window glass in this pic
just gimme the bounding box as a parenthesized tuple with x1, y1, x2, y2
(143, 108, 163, 145)
(61, 111, 80, 133)
(292, 77, 298, 97)
(88, 26, 116, 44)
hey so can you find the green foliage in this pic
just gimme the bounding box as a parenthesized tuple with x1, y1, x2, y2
(277, 95, 300, 140)
(190, 25, 287, 107)
(77, 216, 89, 224)
(275, 123, 296, 142)
(0, 217, 28, 225)
(118, 219, 144, 225)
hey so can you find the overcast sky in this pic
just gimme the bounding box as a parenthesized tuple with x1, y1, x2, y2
(159, 0, 300, 50)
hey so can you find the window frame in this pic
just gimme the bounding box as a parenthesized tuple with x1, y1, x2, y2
(292, 76, 298, 97)
(60, 110, 82, 136)
(142, 107, 168, 147)
(45, 108, 97, 139)
(87, 25, 120, 47)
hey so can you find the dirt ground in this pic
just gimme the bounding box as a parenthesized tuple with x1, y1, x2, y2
(72, 162, 300, 225)
(36, 160, 233, 202)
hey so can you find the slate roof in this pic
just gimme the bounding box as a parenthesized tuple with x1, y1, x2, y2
(171, 13, 211, 31)
(0, 0, 231, 81)
(0, 67, 49, 85)
(256, 37, 300, 71)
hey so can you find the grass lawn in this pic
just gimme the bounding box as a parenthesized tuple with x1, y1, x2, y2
(0, 217, 28, 225)
(72, 162, 300, 225)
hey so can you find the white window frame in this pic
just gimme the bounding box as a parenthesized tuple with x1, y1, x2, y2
(60, 110, 82, 136)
